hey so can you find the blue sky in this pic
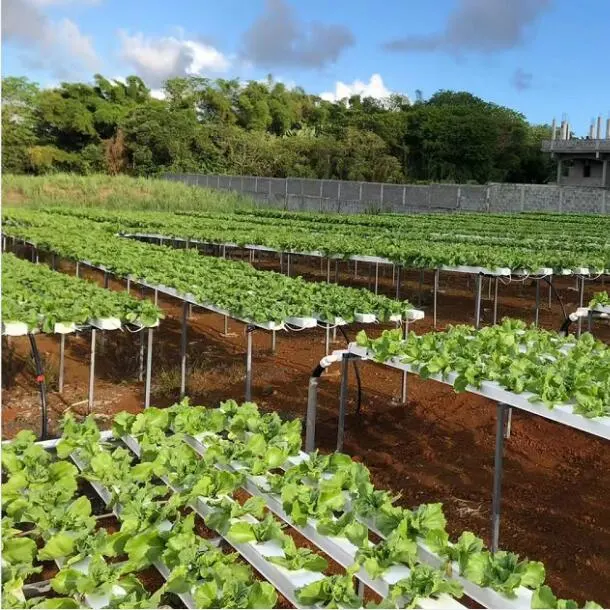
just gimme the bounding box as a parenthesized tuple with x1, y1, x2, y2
(2, 0, 609, 134)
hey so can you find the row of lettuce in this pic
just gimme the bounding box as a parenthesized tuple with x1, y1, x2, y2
(226, 209, 610, 235)
(2, 253, 162, 334)
(2, 400, 602, 608)
(2, 212, 416, 325)
(27, 206, 610, 244)
(355, 318, 610, 419)
(13, 206, 610, 273)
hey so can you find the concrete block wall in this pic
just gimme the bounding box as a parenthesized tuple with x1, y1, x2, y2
(162, 173, 608, 215)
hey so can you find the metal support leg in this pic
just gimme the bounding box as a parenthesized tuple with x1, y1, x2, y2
(433, 268, 439, 329)
(138, 324, 145, 382)
(223, 315, 229, 336)
(334, 260, 339, 283)
(577, 277, 584, 337)
(28, 334, 48, 440)
(534, 279, 540, 327)
(326, 258, 331, 283)
(395, 266, 401, 300)
(491, 403, 509, 553)
(336, 354, 349, 452)
(354, 260, 358, 279)
(548, 277, 552, 309)
(325, 324, 330, 354)
(504, 407, 512, 439)
(357, 581, 365, 599)
(493, 277, 499, 325)
(154, 289, 158, 306)
(180, 301, 188, 398)
(58, 334, 65, 393)
(305, 376, 319, 452)
(126, 277, 131, 294)
(88, 329, 96, 414)
(287, 254, 291, 277)
(475, 274, 483, 329)
(245, 326, 254, 402)
(144, 328, 153, 408)
(75, 261, 80, 277)
(401, 320, 409, 404)
(103, 271, 109, 289)
(374, 263, 379, 295)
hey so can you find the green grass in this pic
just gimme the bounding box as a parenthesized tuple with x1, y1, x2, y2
(2, 173, 255, 212)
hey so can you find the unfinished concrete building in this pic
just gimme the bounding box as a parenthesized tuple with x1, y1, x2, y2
(542, 116, 610, 187)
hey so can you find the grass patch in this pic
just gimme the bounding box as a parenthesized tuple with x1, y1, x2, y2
(2, 173, 256, 212)
(153, 357, 243, 399)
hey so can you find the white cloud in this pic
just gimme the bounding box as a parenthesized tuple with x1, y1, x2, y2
(2, 0, 99, 78)
(320, 74, 392, 102)
(118, 30, 230, 87)
(149, 88, 166, 100)
(56, 18, 98, 67)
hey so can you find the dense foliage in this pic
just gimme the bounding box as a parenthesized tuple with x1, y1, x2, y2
(2, 75, 554, 184)
(2, 253, 162, 332)
(2, 400, 601, 608)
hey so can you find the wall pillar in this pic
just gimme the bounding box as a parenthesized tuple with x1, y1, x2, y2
(556, 158, 563, 185)
(602, 158, 608, 187)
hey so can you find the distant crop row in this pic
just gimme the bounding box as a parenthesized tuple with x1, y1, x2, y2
(3, 212, 416, 325)
(24, 207, 610, 273)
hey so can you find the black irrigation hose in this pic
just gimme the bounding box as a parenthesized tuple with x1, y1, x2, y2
(559, 317, 573, 336)
(337, 326, 363, 417)
(28, 333, 48, 441)
(542, 276, 568, 323)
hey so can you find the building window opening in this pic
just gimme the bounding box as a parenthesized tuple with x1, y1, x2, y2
(583, 162, 591, 178)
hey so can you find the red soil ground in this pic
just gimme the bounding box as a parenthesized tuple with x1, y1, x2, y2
(3, 245, 610, 606)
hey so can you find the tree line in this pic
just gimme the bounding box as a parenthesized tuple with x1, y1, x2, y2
(1, 74, 554, 184)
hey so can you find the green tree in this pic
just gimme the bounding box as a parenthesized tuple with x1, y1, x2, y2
(1, 73, 556, 185)
(405, 91, 534, 183)
(1, 77, 40, 173)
